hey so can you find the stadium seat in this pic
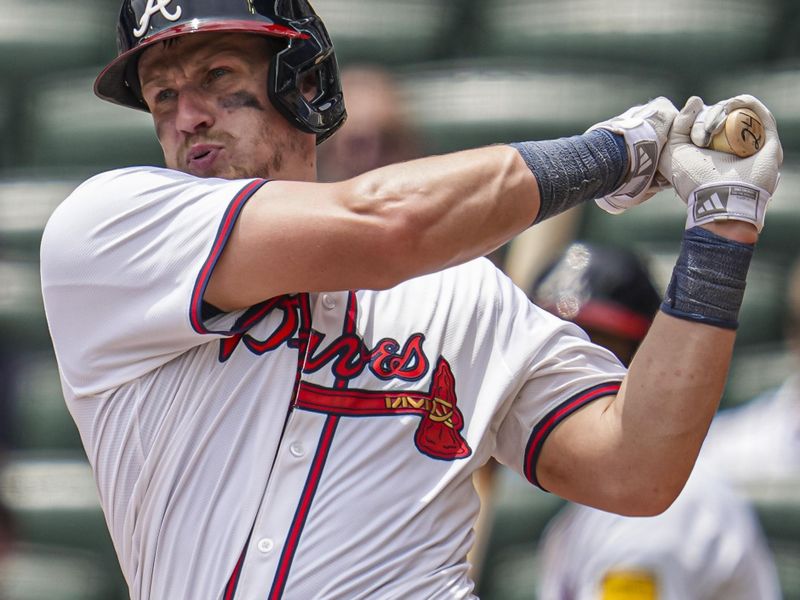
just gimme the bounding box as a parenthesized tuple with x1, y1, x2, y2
(724, 343, 794, 409)
(11, 350, 82, 451)
(0, 0, 116, 77)
(476, 467, 565, 599)
(314, 0, 461, 66)
(702, 61, 800, 154)
(399, 58, 681, 155)
(741, 479, 800, 600)
(0, 178, 78, 256)
(0, 543, 123, 600)
(22, 69, 162, 175)
(475, 0, 781, 90)
(0, 257, 50, 350)
(0, 452, 128, 598)
(0, 87, 10, 168)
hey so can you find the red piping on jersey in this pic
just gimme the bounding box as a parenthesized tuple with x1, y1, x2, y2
(189, 178, 269, 335)
(223, 541, 248, 600)
(268, 292, 358, 598)
(268, 416, 339, 600)
(523, 382, 622, 490)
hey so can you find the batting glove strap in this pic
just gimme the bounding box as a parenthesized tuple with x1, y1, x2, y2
(686, 181, 771, 233)
(660, 226, 754, 330)
(591, 119, 661, 215)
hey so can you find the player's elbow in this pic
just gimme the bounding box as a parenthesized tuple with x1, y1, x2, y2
(606, 471, 686, 517)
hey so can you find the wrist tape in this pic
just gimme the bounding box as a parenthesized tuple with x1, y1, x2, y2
(660, 226, 754, 329)
(511, 129, 627, 224)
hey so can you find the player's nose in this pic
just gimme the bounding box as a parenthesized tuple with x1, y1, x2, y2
(175, 88, 215, 134)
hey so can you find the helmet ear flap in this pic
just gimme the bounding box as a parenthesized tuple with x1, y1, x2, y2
(267, 16, 346, 144)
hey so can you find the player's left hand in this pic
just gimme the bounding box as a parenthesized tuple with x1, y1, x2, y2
(588, 96, 679, 214)
(657, 95, 783, 232)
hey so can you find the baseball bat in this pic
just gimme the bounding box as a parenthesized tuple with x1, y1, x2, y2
(709, 108, 764, 157)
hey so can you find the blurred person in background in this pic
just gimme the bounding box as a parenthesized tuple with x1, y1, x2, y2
(317, 65, 421, 182)
(700, 255, 800, 482)
(531, 241, 780, 600)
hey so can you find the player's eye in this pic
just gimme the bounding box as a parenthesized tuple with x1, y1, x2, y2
(206, 68, 230, 85)
(154, 89, 177, 104)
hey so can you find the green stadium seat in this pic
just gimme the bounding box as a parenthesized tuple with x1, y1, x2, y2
(314, 0, 459, 66)
(739, 478, 800, 600)
(476, 467, 565, 599)
(0, 0, 116, 76)
(399, 59, 682, 155)
(0, 179, 78, 256)
(23, 69, 162, 174)
(0, 257, 50, 350)
(0, 543, 123, 600)
(0, 452, 128, 598)
(724, 343, 794, 409)
(11, 351, 82, 451)
(476, 0, 781, 89)
(0, 88, 10, 168)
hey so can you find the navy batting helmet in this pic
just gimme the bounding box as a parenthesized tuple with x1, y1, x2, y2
(530, 242, 661, 343)
(94, 0, 346, 143)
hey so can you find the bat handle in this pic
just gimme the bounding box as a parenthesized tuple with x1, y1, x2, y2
(709, 108, 764, 158)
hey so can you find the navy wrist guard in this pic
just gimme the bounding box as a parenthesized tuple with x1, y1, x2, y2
(660, 227, 754, 329)
(511, 129, 628, 224)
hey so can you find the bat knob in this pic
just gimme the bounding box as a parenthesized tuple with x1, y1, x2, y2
(709, 108, 764, 158)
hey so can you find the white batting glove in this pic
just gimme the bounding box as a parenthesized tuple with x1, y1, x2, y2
(588, 96, 678, 214)
(657, 95, 783, 232)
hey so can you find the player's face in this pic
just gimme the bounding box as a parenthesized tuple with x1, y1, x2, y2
(138, 32, 315, 180)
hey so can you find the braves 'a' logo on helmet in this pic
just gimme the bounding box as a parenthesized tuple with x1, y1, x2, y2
(133, 0, 182, 38)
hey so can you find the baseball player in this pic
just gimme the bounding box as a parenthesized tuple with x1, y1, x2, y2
(700, 254, 800, 482)
(39, 1, 782, 599)
(538, 464, 781, 600)
(531, 243, 781, 600)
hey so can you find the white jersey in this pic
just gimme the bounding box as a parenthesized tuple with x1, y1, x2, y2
(537, 466, 781, 600)
(701, 374, 800, 482)
(40, 166, 626, 600)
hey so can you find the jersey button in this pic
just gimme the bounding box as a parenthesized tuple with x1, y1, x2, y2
(321, 294, 336, 310)
(289, 442, 305, 458)
(257, 538, 274, 554)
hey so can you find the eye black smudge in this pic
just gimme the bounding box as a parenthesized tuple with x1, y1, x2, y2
(220, 91, 265, 111)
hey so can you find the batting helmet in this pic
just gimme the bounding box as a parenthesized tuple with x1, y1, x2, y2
(94, 0, 346, 143)
(530, 242, 661, 342)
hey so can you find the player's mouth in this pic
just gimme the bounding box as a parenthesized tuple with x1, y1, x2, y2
(186, 144, 224, 175)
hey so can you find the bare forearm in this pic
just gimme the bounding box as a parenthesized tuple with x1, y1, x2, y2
(208, 146, 539, 309)
(209, 130, 626, 310)
(537, 314, 734, 515)
(612, 314, 735, 502)
(344, 145, 539, 276)
(539, 221, 756, 514)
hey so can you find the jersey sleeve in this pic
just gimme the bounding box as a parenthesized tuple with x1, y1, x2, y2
(486, 263, 627, 489)
(40, 167, 268, 396)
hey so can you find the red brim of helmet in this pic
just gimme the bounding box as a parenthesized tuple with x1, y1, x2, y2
(94, 19, 309, 111)
(544, 299, 654, 342)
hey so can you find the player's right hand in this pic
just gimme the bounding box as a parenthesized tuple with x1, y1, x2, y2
(657, 95, 783, 232)
(588, 96, 678, 214)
